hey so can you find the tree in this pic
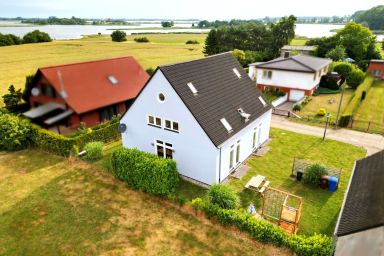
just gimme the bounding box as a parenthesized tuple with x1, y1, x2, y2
(306, 36, 339, 57)
(0, 113, 32, 151)
(232, 49, 246, 66)
(161, 21, 174, 28)
(207, 184, 239, 209)
(270, 15, 297, 57)
(198, 20, 211, 28)
(203, 29, 219, 55)
(333, 62, 353, 78)
(2, 85, 22, 109)
(382, 40, 384, 50)
(346, 69, 365, 89)
(110, 30, 127, 42)
(22, 74, 35, 105)
(22, 30, 52, 43)
(325, 45, 346, 61)
(352, 5, 384, 30)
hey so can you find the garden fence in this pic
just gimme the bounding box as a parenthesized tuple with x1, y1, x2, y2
(291, 158, 342, 182)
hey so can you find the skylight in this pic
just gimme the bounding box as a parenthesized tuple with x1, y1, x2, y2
(187, 82, 198, 95)
(259, 96, 267, 107)
(107, 75, 118, 85)
(233, 68, 241, 78)
(220, 118, 233, 133)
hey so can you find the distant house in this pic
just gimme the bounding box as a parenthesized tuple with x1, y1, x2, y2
(280, 45, 317, 57)
(367, 60, 384, 80)
(248, 55, 331, 102)
(23, 57, 149, 132)
(120, 53, 272, 185)
(333, 150, 384, 256)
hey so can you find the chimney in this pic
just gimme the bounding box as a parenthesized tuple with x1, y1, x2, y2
(284, 51, 290, 58)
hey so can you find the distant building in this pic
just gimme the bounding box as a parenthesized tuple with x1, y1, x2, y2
(23, 57, 149, 133)
(120, 53, 272, 185)
(333, 150, 384, 256)
(367, 60, 384, 80)
(280, 45, 317, 57)
(248, 55, 331, 102)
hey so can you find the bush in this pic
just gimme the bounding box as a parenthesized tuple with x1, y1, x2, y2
(346, 69, 365, 89)
(0, 113, 32, 151)
(2, 85, 22, 109)
(83, 141, 103, 161)
(146, 67, 156, 75)
(23, 30, 52, 43)
(303, 164, 328, 186)
(110, 148, 179, 196)
(134, 37, 150, 43)
(293, 104, 302, 112)
(333, 62, 353, 78)
(111, 30, 127, 42)
(207, 184, 239, 209)
(186, 40, 199, 44)
(232, 49, 246, 66)
(319, 76, 339, 90)
(317, 108, 327, 116)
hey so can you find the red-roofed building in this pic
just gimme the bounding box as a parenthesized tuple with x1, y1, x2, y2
(367, 60, 384, 80)
(23, 56, 149, 132)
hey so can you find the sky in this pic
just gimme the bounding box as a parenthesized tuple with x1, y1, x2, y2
(0, 0, 383, 20)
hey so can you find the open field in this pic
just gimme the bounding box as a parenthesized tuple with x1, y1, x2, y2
(0, 149, 290, 256)
(0, 33, 206, 97)
(290, 39, 308, 46)
(227, 128, 366, 236)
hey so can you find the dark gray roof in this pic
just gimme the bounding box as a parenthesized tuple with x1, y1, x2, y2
(159, 53, 272, 147)
(336, 150, 384, 237)
(256, 54, 331, 73)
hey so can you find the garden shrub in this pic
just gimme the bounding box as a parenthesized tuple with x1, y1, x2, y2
(83, 141, 103, 161)
(207, 184, 239, 209)
(0, 113, 32, 151)
(186, 40, 199, 44)
(293, 104, 302, 112)
(110, 148, 179, 196)
(193, 197, 332, 256)
(319, 76, 339, 90)
(317, 108, 327, 116)
(346, 69, 365, 89)
(111, 30, 127, 42)
(23, 30, 52, 43)
(134, 37, 150, 43)
(303, 164, 328, 186)
(332, 62, 353, 78)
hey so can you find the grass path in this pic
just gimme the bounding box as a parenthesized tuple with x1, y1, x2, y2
(0, 150, 290, 256)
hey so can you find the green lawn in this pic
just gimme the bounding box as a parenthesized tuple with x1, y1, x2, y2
(227, 128, 366, 236)
(0, 149, 290, 256)
(353, 80, 384, 133)
(290, 39, 308, 46)
(0, 33, 206, 98)
(296, 89, 355, 123)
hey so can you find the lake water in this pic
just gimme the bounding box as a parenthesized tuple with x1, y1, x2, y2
(0, 21, 382, 41)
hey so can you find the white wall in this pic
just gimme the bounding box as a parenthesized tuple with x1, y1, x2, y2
(218, 109, 272, 182)
(271, 94, 288, 107)
(256, 69, 321, 90)
(248, 65, 256, 80)
(120, 71, 219, 185)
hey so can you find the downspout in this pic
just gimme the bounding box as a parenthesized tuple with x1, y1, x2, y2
(218, 147, 222, 183)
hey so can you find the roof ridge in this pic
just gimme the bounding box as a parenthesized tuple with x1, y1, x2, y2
(39, 56, 135, 70)
(159, 52, 233, 69)
(290, 56, 316, 72)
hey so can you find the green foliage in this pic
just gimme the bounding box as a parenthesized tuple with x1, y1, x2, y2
(333, 62, 353, 78)
(207, 184, 239, 209)
(346, 69, 365, 89)
(161, 21, 174, 28)
(110, 30, 127, 42)
(0, 113, 32, 151)
(317, 108, 327, 116)
(293, 104, 302, 112)
(134, 37, 150, 43)
(194, 198, 332, 256)
(22, 74, 35, 105)
(325, 45, 346, 61)
(306, 36, 339, 57)
(203, 29, 219, 55)
(23, 30, 52, 44)
(319, 76, 339, 90)
(110, 148, 179, 196)
(146, 67, 156, 75)
(83, 141, 104, 161)
(352, 5, 384, 30)
(303, 164, 328, 186)
(232, 49, 246, 66)
(2, 85, 22, 109)
(23, 16, 86, 25)
(0, 33, 22, 46)
(185, 40, 199, 44)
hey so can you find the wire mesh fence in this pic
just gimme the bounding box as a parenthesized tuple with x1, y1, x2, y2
(291, 158, 342, 182)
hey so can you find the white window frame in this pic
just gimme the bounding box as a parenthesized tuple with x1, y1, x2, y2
(262, 70, 273, 79)
(233, 68, 242, 78)
(187, 82, 198, 95)
(147, 115, 162, 128)
(259, 96, 267, 107)
(164, 119, 180, 133)
(220, 118, 233, 133)
(155, 140, 174, 159)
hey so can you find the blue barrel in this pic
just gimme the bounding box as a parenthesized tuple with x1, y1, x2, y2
(328, 176, 339, 192)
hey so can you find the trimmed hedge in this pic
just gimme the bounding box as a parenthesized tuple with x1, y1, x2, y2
(192, 199, 332, 256)
(83, 141, 104, 161)
(110, 148, 179, 196)
(339, 75, 374, 127)
(0, 113, 33, 151)
(207, 184, 239, 209)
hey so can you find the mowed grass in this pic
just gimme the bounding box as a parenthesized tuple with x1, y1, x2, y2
(0, 150, 291, 256)
(290, 39, 308, 46)
(296, 89, 354, 123)
(228, 128, 366, 236)
(0, 33, 206, 97)
(353, 80, 384, 133)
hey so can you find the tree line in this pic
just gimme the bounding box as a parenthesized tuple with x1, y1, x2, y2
(352, 5, 384, 30)
(203, 15, 297, 64)
(0, 30, 52, 46)
(21, 16, 86, 25)
(197, 19, 262, 28)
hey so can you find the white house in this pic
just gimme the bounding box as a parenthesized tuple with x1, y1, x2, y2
(120, 53, 272, 185)
(333, 150, 384, 256)
(248, 55, 331, 102)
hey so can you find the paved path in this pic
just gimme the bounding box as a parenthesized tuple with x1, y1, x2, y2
(271, 115, 384, 156)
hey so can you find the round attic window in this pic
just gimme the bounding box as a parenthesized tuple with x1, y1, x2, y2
(158, 93, 165, 102)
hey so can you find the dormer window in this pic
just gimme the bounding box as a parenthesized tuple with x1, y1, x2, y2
(107, 75, 118, 85)
(187, 82, 198, 95)
(238, 108, 251, 122)
(220, 118, 233, 133)
(259, 96, 267, 107)
(233, 68, 241, 78)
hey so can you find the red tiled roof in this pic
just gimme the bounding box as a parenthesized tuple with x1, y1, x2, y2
(38, 56, 149, 114)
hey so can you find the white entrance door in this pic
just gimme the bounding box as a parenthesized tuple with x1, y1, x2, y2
(290, 90, 305, 101)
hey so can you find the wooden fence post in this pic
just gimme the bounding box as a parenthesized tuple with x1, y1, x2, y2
(367, 121, 371, 132)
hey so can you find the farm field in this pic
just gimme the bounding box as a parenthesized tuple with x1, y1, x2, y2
(0, 33, 207, 97)
(0, 149, 290, 256)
